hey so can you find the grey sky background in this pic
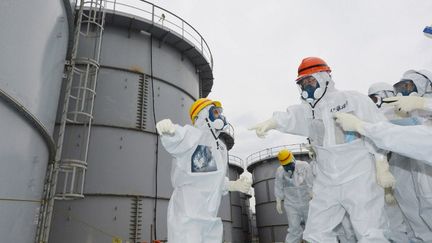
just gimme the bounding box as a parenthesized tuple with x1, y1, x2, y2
(149, 0, 432, 165)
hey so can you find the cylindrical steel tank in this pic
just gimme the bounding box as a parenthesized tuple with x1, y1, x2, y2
(226, 155, 246, 243)
(219, 188, 233, 243)
(241, 193, 252, 243)
(250, 212, 259, 243)
(0, 1, 70, 242)
(49, 1, 214, 243)
(246, 144, 310, 243)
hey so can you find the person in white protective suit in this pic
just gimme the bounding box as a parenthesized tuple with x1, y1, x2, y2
(367, 82, 398, 204)
(307, 145, 357, 243)
(156, 98, 251, 243)
(250, 57, 390, 242)
(274, 149, 313, 243)
(368, 82, 426, 242)
(335, 69, 432, 239)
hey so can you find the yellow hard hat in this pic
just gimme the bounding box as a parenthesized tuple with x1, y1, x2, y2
(189, 98, 222, 124)
(277, 149, 294, 166)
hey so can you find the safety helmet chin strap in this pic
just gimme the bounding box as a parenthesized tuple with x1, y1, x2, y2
(205, 118, 220, 150)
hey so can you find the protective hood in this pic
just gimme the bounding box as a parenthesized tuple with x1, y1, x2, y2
(401, 70, 432, 97)
(368, 82, 395, 108)
(315, 71, 336, 92)
(193, 105, 212, 128)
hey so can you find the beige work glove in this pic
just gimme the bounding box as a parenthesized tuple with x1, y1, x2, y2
(333, 112, 365, 134)
(249, 118, 278, 138)
(276, 198, 283, 214)
(227, 177, 251, 193)
(375, 159, 396, 189)
(156, 119, 176, 136)
(384, 96, 426, 113)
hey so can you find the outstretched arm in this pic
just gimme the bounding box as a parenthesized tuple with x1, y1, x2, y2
(157, 119, 200, 156)
(249, 105, 310, 138)
(334, 112, 432, 165)
(383, 96, 432, 113)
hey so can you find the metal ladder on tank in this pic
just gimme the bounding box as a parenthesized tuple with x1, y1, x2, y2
(35, 0, 107, 242)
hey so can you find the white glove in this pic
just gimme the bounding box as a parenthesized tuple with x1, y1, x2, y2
(333, 112, 365, 134)
(156, 119, 176, 136)
(248, 118, 278, 138)
(383, 96, 426, 113)
(227, 177, 251, 193)
(276, 198, 283, 214)
(375, 159, 396, 189)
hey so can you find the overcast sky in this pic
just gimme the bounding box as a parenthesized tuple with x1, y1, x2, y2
(148, 0, 432, 167)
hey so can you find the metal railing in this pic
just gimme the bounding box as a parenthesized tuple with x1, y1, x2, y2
(93, 0, 213, 68)
(228, 154, 244, 169)
(245, 143, 310, 168)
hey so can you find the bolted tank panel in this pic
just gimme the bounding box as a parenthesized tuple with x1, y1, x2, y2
(0, 0, 69, 242)
(50, 2, 214, 242)
(219, 194, 233, 242)
(241, 193, 252, 243)
(246, 145, 310, 243)
(50, 195, 171, 242)
(225, 155, 249, 243)
(79, 24, 201, 105)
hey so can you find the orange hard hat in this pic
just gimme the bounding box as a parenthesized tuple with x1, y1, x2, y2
(296, 57, 331, 81)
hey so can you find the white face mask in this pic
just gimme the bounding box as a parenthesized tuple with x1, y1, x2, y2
(298, 72, 331, 105)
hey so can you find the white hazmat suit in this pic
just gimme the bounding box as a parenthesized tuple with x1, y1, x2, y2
(368, 82, 424, 242)
(309, 159, 357, 243)
(158, 104, 250, 243)
(251, 71, 389, 242)
(383, 70, 432, 233)
(274, 160, 313, 243)
(334, 214, 357, 243)
(335, 96, 432, 242)
(335, 114, 432, 242)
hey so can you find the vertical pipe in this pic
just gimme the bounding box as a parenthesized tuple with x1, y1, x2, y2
(151, 5, 154, 24)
